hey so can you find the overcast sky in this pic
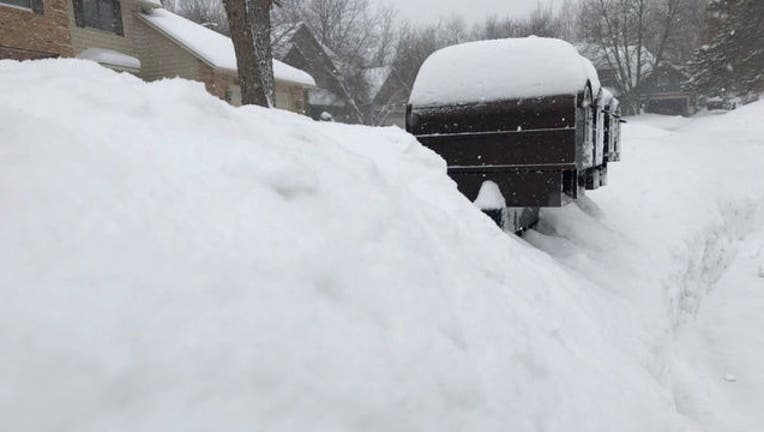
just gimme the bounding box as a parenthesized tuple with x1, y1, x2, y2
(377, 0, 557, 25)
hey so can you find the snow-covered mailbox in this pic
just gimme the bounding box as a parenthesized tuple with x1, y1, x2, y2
(406, 37, 621, 231)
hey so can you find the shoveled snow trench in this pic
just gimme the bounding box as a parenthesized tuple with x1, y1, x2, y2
(1, 60, 763, 431)
(528, 111, 764, 431)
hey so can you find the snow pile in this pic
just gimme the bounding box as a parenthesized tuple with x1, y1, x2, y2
(410, 37, 595, 105)
(1, 59, 684, 431)
(76, 48, 141, 70)
(139, 9, 316, 87)
(473, 181, 506, 210)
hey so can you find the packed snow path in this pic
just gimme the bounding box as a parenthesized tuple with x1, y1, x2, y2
(527, 110, 764, 431)
(1, 60, 763, 431)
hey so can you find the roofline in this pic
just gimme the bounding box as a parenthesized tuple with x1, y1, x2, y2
(136, 12, 316, 88)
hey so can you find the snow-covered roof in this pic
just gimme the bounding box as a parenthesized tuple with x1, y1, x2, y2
(410, 37, 598, 106)
(139, 9, 316, 88)
(137, 0, 161, 10)
(271, 23, 301, 59)
(76, 48, 141, 71)
(576, 43, 655, 87)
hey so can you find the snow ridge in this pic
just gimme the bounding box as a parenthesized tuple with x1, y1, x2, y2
(3, 59, 764, 432)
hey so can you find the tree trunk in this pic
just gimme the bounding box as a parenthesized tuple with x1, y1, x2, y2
(223, 0, 275, 107)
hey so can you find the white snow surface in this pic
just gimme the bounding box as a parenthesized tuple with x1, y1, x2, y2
(76, 48, 141, 70)
(2, 59, 764, 432)
(410, 37, 596, 106)
(526, 108, 764, 431)
(139, 9, 316, 87)
(473, 181, 506, 210)
(581, 56, 602, 96)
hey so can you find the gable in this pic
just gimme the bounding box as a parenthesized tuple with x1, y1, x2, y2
(281, 25, 351, 102)
(639, 65, 691, 94)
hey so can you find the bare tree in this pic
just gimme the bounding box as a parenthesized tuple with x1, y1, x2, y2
(579, 0, 653, 111)
(470, 3, 576, 41)
(578, 0, 707, 111)
(555, 0, 581, 42)
(223, 0, 276, 107)
(160, 0, 177, 12)
(179, 0, 229, 34)
(646, 0, 707, 66)
(273, 0, 399, 123)
(369, 5, 397, 67)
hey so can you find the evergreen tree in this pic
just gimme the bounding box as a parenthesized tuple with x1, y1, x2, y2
(688, 0, 764, 97)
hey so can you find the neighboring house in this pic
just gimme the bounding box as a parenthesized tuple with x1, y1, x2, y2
(576, 43, 655, 95)
(0, 0, 316, 113)
(634, 63, 696, 116)
(363, 65, 408, 128)
(577, 43, 695, 116)
(272, 22, 361, 122)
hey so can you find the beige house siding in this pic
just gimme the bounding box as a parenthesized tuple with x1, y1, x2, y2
(10, 0, 312, 114)
(133, 17, 198, 81)
(198, 63, 231, 101)
(134, 13, 309, 113)
(227, 81, 306, 113)
(67, 0, 139, 57)
(274, 82, 307, 113)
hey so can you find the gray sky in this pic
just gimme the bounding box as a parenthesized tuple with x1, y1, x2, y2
(378, 0, 555, 25)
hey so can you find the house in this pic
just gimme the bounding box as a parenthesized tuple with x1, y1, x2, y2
(136, 8, 315, 111)
(363, 65, 408, 128)
(0, 0, 72, 60)
(0, 0, 316, 113)
(576, 43, 655, 95)
(272, 22, 361, 122)
(577, 43, 696, 116)
(634, 63, 696, 116)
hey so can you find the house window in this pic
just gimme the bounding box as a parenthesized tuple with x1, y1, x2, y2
(0, 0, 32, 9)
(73, 0, 124, 35)
(1, 0, 43, 13)
(275, 91, 291, 110)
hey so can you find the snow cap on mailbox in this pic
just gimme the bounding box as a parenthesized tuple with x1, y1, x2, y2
(410, 36, 597, 106)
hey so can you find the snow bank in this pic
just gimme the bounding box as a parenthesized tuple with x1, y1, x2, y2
(139, 9, 316, 87)
(410, 37, 595, 106)
(1, 59, 685, 431)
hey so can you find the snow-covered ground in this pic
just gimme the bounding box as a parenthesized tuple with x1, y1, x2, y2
(528, 107, 764, 431)
(1, 60, 762, 431)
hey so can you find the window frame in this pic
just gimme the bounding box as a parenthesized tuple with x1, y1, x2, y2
(0, 0, 43, 14)
(72, 0, 124, 36)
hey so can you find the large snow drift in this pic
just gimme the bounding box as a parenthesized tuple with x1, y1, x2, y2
(0, 59, 675, 431)
(410, 37, 594, 105)
(2, 60, 764, 431)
